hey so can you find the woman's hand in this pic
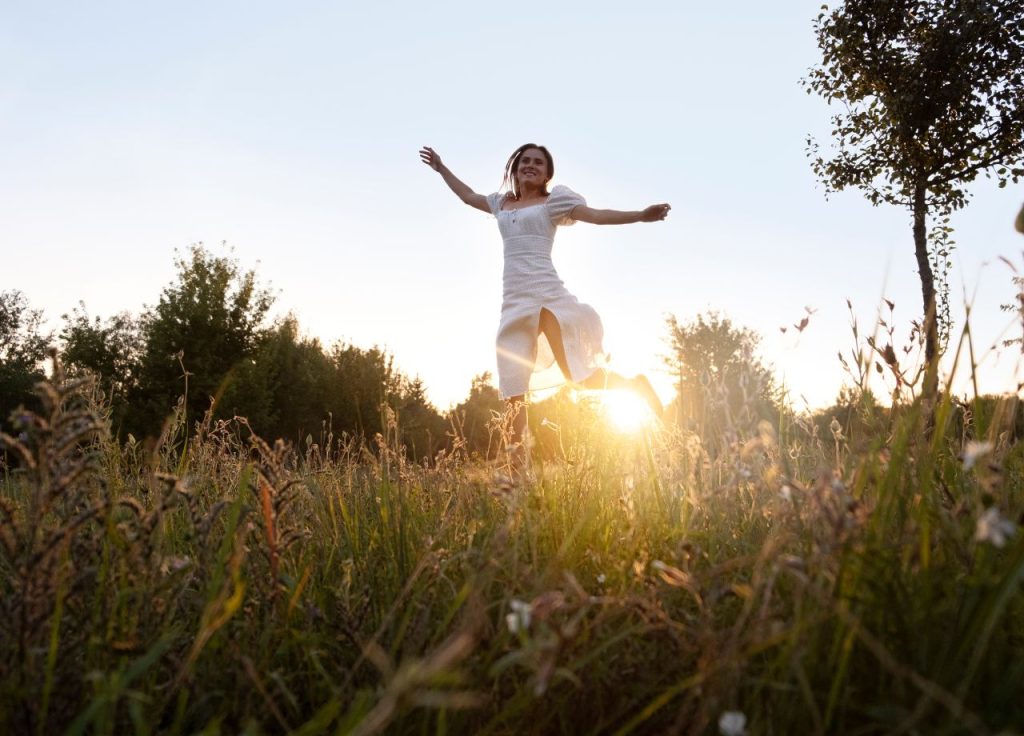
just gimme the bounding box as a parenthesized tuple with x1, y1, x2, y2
(419, 146, 443, 172)
(420, 147, 489, 213)
(640, 203, 671, 222)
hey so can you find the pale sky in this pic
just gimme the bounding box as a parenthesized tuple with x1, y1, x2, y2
(3, 1, 1023, 411)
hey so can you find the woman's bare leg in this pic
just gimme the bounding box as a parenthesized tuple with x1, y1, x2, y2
(539, 308, 664, 417)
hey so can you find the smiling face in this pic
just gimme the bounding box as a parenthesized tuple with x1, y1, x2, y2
(503, 143, 555, 199)
(515, 148, 550, 192)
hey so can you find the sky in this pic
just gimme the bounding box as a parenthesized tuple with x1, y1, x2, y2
(3, 1, 1023, 411)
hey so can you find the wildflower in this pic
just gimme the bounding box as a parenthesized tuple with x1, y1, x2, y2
(779, 484, 792, 502)
(159, 556, 191, 575)
(718, 710, 747, 736)
(962, 441, 994, 470)
(975, 507, 1016, 548)
(596, 573, 606, 584)
(505, 599, 532, 634)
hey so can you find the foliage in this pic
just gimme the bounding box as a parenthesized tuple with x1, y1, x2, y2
(50, 246, 448, 458)
(810, 384, 890, 459)
(449, 372, 506, 460)
(223, 317, 450, 459)
(803, 0, 1024, 384)
(129, 243, 275, 435)
(663, 311, 780, 449)
(0, 290, 51, 431)
(60, 304, 142, 432)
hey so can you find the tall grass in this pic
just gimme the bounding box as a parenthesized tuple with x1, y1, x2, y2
(1, 347, 1023, 735)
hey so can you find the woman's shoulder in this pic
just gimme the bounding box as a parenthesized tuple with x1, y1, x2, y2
(546, 185, 585, 204)
(486, 190, 514, 212)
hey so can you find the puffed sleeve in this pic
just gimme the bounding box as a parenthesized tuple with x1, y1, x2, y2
(486, 192, 505, 216)
(545, 185, 586, 226)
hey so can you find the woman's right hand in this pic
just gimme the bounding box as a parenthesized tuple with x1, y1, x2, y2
(419, 148, 489, 213)
(419, 146, 443, 172)
(640, 203, 671, 222)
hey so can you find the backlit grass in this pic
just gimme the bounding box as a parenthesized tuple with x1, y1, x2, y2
(1, 355, 1023, 735)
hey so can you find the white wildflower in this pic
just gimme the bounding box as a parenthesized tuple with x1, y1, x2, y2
(718, 710, 747, 736)
(779, 484, 792, 502)
(962, 441, 994, 470)
(596, 573, 607, 584)
(159, 556, 191, 575)
(505, 599, 532, 634)
(975, 507, 1016, 548)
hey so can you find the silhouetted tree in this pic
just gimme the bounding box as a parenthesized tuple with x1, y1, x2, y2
(804, 0, 1024, 398)
(393, 376, 447, 460)
(449, 372, 505, 459)
(60, 304, 142, 432)
(129, 244, 274, 436)
(0, 291, 50, 430)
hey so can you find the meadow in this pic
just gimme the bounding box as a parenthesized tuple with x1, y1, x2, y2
(2, 336, 1023, 736)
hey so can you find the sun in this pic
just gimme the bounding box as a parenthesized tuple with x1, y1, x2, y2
(599, 390, 658, 433)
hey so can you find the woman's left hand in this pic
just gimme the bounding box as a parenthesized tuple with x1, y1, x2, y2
(641, 203, 671, 222)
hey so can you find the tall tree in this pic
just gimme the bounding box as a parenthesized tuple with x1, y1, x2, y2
(449, 372, 505, 460)
(663, 312, 778, 441)
(130, 244, 274, 436)
(804, 0, 1024, 397)
(60, 304, 142, 432)
(0, 291, 50, 430)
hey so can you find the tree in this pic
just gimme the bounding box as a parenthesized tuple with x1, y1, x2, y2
(804, 0, 1024, 397)
(60, 304, 142, 432)
(0, 291, 51, 430)
(392, 376, 447, 461)
(449, 372, 505, 459)
(663, 312, 779, 442)
(130, 244, 275, 436)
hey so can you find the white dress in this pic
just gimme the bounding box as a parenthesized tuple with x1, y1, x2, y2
(485, 185, 606, 398)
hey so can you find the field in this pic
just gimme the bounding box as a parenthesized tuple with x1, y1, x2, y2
(2, 356, 1024, 736)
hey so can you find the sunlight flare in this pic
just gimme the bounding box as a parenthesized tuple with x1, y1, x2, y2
(599, 390, 657, 433)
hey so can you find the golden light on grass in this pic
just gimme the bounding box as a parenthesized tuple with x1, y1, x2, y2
(599, 389, 657, 433)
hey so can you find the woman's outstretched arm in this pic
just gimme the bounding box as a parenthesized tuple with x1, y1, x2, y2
(571, 202, 671, 225)
(420, 147, 490, 214)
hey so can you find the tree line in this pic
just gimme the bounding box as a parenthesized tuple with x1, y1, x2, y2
(2, 246, 449, 458)
(4, 241, 1021, 466)
(2, 243, 807, 461)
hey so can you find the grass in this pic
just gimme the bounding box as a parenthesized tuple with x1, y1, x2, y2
(1, 352, 1024, 735)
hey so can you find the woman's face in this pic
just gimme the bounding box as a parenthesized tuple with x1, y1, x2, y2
(516, 148, 550, 191)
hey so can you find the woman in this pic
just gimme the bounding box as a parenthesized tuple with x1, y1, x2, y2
(420, 143, 670, 472)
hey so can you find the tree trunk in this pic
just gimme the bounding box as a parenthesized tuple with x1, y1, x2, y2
(912, 181, 939, 399)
